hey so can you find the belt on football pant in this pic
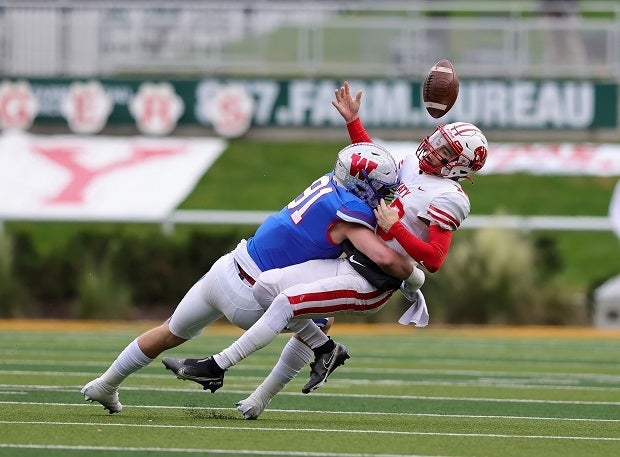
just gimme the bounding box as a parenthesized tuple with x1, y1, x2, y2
(234, 260, 256, 285)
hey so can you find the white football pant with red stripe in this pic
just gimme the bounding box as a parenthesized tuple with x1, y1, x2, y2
(254, 258, 393, 318)
(212, 258, 393, 370)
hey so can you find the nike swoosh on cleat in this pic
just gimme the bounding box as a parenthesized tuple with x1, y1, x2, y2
(322, 351, 336, 369)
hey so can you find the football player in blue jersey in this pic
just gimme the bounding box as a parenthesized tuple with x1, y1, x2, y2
(82, 141, 423, 415)
(161, 142, 426, 412)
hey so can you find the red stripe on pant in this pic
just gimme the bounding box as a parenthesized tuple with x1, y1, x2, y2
(288, 288, 393, 316)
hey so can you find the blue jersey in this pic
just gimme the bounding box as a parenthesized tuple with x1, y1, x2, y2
(246, 173, 376, 271)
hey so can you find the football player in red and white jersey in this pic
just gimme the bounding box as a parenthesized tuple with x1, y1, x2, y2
(335, 81, 488, 273)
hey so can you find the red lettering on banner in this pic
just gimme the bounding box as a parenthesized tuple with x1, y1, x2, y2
(219, 94, 245, 125)
(491, 144, 529, 170)
(74, 90, 96, 126)
(570, 144, 598, 165)
(488, 144, 601, 173)
(0, 91, 29, 126)
(32, 145, 185, 204)
(143, 95, 171, 128)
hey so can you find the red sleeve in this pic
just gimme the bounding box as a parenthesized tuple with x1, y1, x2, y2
(347, 117, 372, 143)
(387, 222, 452, 273)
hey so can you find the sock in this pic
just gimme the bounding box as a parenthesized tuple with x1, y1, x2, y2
(214, 295, 297, 369)
(286, 318, 330, 349)
(214, 320, 279, 369)
(202, 357, 225, 375)
(312, 337, 335, 357)
(249, 337, 314, 405)
(102, 338, 153, 388)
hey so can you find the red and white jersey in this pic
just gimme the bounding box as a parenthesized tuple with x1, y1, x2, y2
(381, 154, 470, 256)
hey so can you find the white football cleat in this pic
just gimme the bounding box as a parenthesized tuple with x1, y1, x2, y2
(81, 378, 122, 414)
(236, 395, 269, 420)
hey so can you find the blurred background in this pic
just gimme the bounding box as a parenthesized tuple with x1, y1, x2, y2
(0, 0, 619, 327)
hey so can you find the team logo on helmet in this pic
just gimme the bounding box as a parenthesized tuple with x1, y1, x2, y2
(333, 143, 398, 208)
(472, 145, 488, 171)
(349, 153, 379, 179)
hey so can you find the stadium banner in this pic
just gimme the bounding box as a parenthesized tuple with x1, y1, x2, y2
(0, 131, 226, 220)
(383, 141, 620, 176)
(0, 78, 616, 135)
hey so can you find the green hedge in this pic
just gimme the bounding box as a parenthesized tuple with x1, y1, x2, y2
(0, 225, 591, 325)
(3, 229, 243, 319)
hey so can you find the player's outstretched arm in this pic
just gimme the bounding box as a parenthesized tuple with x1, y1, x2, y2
(332, 81, 372, 143)
(332, 81, 362, 123)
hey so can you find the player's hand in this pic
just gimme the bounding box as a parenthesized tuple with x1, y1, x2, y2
(332, 81, 362, 123)
(374, 199, 400, 232)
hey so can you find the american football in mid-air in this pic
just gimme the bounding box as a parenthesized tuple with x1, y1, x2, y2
(422, 59, 459, 119)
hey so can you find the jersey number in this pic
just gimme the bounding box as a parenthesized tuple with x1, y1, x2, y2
(287, 176, 333, 224)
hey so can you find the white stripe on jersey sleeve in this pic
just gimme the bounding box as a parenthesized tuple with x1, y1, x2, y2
(426, 192, 470, 230)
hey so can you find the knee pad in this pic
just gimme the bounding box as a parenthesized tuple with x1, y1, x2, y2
(252, 268, 284, 310)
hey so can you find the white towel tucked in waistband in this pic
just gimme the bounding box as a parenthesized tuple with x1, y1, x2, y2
(398, 290, 429, 328)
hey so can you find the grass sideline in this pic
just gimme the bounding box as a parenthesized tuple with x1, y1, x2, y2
(1, 321, 620, 457)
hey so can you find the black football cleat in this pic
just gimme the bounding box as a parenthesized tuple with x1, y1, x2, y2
(162, 356, 225, 393)
(302, 342, 350, 394)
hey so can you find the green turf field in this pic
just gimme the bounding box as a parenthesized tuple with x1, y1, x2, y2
(1, 322, 619, 457)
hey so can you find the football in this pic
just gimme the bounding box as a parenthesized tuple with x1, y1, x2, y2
(422, 59, 459, 118)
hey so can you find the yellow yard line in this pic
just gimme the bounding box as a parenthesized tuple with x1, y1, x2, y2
(1, 319, 619, 339)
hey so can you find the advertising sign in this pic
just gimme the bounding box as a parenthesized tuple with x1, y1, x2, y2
(1, 78, 615, 134)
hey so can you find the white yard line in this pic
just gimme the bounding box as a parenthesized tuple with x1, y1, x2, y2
(4, 359, 620, 383)
(1, 369, 620, 393)
(1, 400, 619, 423)
(1, 420, 619, 441)
(2, 444, 448, 457)
(3, 383, 620, 405)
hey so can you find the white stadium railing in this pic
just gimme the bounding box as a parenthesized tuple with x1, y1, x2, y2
(0, 212, 613, 235)
(0, 1, 619, 80)
(161, 211, 614, 234)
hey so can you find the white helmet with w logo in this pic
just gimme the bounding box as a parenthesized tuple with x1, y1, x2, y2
(333, 142, 399, 208)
